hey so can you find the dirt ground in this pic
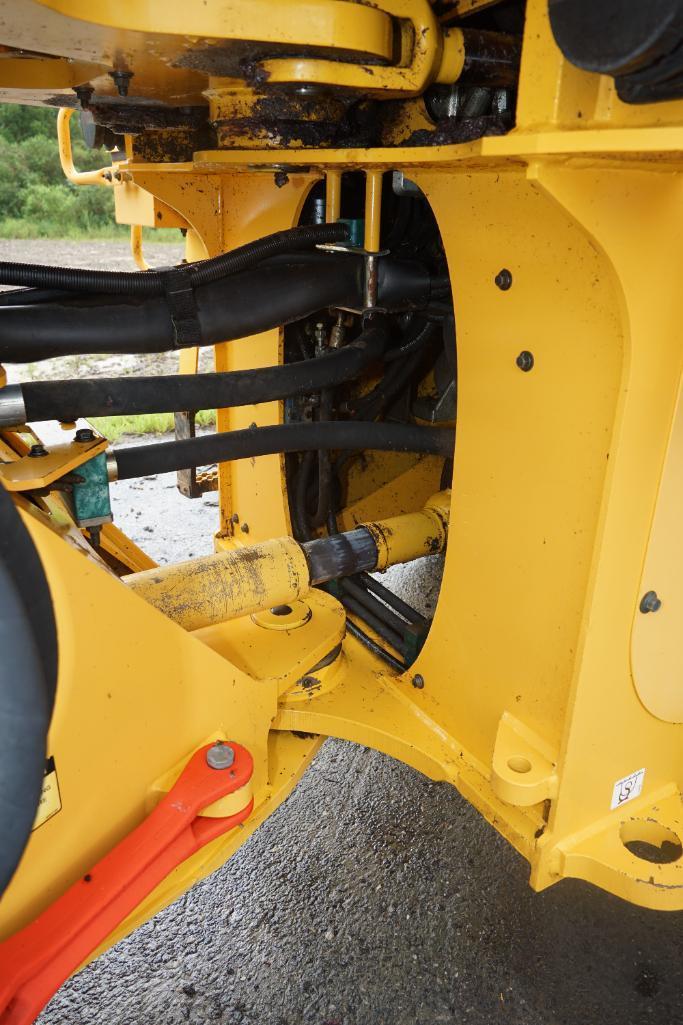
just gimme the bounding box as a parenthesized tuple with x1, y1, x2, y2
(3, 241, 682, 1025)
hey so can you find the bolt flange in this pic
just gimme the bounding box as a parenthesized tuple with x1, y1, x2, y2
(206, 741, 235, 770)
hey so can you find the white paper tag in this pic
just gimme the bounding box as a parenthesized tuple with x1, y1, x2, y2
(611, 768, 645, 810)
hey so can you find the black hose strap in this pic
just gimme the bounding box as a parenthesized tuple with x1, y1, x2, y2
(163, 267, 200, 347)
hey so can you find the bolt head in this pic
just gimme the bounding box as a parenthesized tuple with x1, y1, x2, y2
(516, 350, 534, 372)
(411, 674, 425, 689)
(640, 590, 662, 614)
(495, 269, 513, 291)
(28, 443, 48, 458)
(75, 428, 95, 443)
(206, 741, 235, 770)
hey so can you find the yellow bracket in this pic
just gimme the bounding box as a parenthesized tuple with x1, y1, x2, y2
(261, 1, 464, 99)
(56, 107, 114, 188)
(0, 435, 108, 491)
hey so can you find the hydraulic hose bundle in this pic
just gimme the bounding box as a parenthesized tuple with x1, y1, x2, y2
(0, 223, 454, 530)
(0, 224, 433, 363)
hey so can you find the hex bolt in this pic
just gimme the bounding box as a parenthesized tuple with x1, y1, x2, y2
(639, 590, 662, 614)
(495, 269, 512, 291)
(28, 443, 48, 458)
(110, 70, 134, 97)
(516, 350, 534, 372)
(74, 84, 94, 108)
(411, 673, 425, 689)
(206, 741, 235, 770)
(75, 428, 95, 443)
(240, 522, 250, 534)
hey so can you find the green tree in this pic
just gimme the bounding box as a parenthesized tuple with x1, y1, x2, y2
(0, 104, 56, 143)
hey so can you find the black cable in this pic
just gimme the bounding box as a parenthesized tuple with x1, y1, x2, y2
(15, 323, 388, 424)
(345, 619, 407, 673)
(112, 421, 455, 481)
(0, 223, 348, 296)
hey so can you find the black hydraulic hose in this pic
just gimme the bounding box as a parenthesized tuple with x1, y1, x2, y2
(112, 421, 454, 481)
(0, 287, 78, 307)
(311, 389, 333, 530)
(13, 324, 388, 424)
(384, 320, 437, 362)
(357, 571, 429, 627)
(0, 223, 348, 296)
(0, 253, 430, 363)
(294, 450, 316, 541)
(339, 590, 406, 655)
(340, 576, 411, 638)
(353, 346, 425, 421)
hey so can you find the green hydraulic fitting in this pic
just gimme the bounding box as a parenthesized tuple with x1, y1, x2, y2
(71, 452, 113, 527)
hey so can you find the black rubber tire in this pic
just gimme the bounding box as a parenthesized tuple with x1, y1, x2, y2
(0, 485, 57, 897)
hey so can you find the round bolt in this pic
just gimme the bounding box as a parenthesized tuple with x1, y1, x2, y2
(411, 673, 425, 689)
(516, 350, 534, 372)
(206, 741, 235, 770)
(240, 522, 250, 534)
(495, 269, 512, 291)
(640, 590, 662, 614)
(300, 675, 319, 690)
(75, 427, 95, 443)
(28, 443, 48, 458)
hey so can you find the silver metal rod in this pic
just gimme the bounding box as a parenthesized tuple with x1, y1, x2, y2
(105, 449, 118, 482)
(0, 384, 26, 428)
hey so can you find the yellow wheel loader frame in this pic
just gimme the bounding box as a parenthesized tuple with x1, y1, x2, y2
(1, 0, 683, 994)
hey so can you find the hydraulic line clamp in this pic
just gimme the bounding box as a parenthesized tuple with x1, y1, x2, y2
(0, 741, 254, 1025)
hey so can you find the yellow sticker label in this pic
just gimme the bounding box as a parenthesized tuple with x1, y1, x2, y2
(32, 756, 61, 830)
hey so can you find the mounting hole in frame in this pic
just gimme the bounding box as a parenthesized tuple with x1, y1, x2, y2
(507, 756, 532, 774)
(270, 605, 293, 616)
(620, 820, 683, 865)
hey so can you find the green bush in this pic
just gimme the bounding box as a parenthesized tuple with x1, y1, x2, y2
(18, 134, 64, 182)
(23, 182, 77, 225)
(0, 139, 33, 217)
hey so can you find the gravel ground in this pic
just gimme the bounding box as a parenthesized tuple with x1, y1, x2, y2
(4, 242, 682, 1025)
